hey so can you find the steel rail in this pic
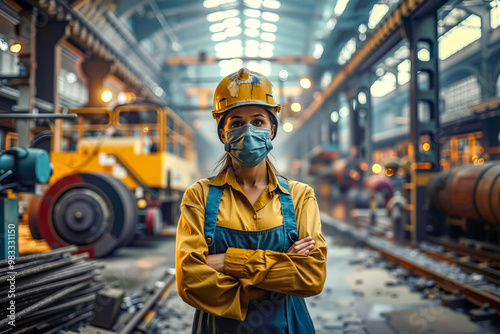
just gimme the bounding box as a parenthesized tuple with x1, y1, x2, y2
(379, 248, 500, 313)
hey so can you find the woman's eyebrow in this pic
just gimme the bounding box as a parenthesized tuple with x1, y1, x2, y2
(251, 114, 266, 118)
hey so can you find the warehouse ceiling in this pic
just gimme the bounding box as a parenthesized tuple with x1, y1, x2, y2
(99, 0, 399, 110)
(70, 0, 400, 165)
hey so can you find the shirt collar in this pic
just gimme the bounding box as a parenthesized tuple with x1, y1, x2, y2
(208, 160, 290, 195)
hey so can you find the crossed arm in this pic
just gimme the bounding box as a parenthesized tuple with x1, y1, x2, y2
(175, 183, 327, 321)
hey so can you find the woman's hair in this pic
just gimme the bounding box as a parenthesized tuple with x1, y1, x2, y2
(212, 153, 280, 177)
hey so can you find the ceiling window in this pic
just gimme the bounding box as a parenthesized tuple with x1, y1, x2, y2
(261, 12, 280, 22)
(261, 32, 276, 42)
(438, 14, 481, 60)
(371, 72, 396, 97)
(244, 0, 263, 9)
(334, 0, 350, 16)
(245, 18, 261, 29)
(397, 59, 410, 85)
(368, 4, 389, 29)
(261, 23, 277, 32)
(262, 0, 280, 9)
(245, 29, 260, 37)
(491, 0, 500, 29)
(244, 9, 261, 18)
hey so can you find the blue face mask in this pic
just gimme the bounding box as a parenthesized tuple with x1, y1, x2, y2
(224, 124, 273, 168)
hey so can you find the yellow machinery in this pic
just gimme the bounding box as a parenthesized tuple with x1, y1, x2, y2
(28, 103, 196, 257)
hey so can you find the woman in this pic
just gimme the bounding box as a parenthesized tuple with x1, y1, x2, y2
(176, 67, 327, 333)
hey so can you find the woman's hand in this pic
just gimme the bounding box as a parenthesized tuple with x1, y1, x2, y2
(207, 253, 226, 272)
(286, 236, 315, 255)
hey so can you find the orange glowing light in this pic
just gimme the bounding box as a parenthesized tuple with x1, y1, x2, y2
(385, 168, 394, 177)
(422, 143, 431, 151)
(349, 170, 360, 180)
(360, 162, 369, 171)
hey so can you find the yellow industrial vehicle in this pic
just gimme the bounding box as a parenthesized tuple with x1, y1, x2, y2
(28, 103, 197, 257)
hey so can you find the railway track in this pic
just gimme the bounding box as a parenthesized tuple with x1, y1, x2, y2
(321, 213, 500, 320)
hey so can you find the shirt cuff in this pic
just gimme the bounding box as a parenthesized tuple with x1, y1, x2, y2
(224, 247, 250, 278)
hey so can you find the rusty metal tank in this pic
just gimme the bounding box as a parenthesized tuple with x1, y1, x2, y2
(428, 163, 500, 226)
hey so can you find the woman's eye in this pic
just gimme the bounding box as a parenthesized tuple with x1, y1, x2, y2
(231, 121, 242, 127)
(253, 120, 263, 126)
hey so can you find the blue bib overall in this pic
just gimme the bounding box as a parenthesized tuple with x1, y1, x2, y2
(192, 177, 316, 334)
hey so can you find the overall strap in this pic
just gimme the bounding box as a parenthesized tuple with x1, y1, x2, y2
(204, 185, 223, 247)
(277, 176, 298, 244)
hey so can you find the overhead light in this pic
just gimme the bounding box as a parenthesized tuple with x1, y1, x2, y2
(300, 78, 311, 89)
(330, 111, 339, 123)
(154, 87, 164, 96)
(261, 23, 277, 32)
(334, 0, 350, 16)
(244, 0, 262, 9)
(260, 32, 276, 42)
(207, 12, 224, 22)
(260, 42, 274, 51)
(291, 103, 301, 112)
(210, 23, 225, 32)
(245, 18, 261, 29)
(243, 9, 261, 18)
(262, 12, 279, 22)
(339, 106, 349, 118)
(326, 18, 337, 30)
(65, 72, 77, 84)
(259, 49, 274, 58)
(245, 47, 259, 57)
(101, 90, 113, 103)
(244, 29, 260, 37)
(10, 42, 21, 53)
(212, 32, 227, 41)
(223, 17, 241, 28)
(283, 122, 294, 132)
(225, 27, 242, 37)
(263, 0, 280, 9)
(368, 4, 389, 29)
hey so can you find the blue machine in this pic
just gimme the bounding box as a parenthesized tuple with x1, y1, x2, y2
(0, 148, 51, 259)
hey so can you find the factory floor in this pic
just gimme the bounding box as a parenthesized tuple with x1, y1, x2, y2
(94, 217, 500, 333)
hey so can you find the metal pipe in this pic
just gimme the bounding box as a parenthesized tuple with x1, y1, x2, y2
(0, 274, 93, 305)
(0, 253, 88, 283)
(117, 273, 175, 334)
(0, 281, 90, 327)
(0, 245, 77, 266)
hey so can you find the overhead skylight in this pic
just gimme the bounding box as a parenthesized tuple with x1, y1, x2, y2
(209, 23, 225, 32)
(260, 42, 274, 51)
(261, 23, 277, 32)
(334, 0, 350, 16)
(223, 17, 241, 28)
(393, 45, 409, 59)
(397, 59, 410, 85)
(219, 58, 243, 76)
(245, 18, 261, 29)
(244, 9, 261, 18)
(226, 27, 242, 37)
(245, 28, 260, 37)
(263, 0, 281, 9)
(368, 4, 389, 29)
(244, 0, 263, 9)
(371, 72, 396, 97)
(326, 18, 337, 30)
(259, 49, 274, 58)
(261, 32, 276, 42)
(206, 10, 239, 22)
(245, 46, 259, 57)
(212, 32, 227, 42)
(215, 40, 243, 58)
(439, 14, 481, 60)
(491, 0, 500, 29)
(261, 12, 280, 22)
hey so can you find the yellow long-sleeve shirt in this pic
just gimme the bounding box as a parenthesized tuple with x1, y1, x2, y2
(175, 163, 327, 321)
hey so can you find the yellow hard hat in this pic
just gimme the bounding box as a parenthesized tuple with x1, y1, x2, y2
(213, 67, 281, 141)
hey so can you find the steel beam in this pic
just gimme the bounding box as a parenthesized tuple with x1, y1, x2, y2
(405, 11, 440, 243)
